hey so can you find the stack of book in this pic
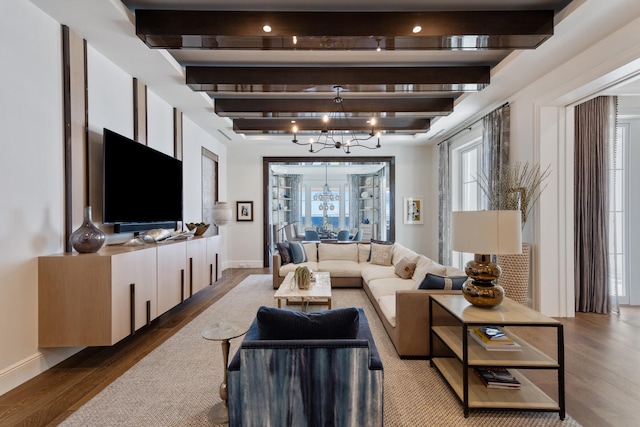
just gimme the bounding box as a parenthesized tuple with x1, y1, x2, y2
(473, 367, 522, 389)
(469, 326, 522, 351)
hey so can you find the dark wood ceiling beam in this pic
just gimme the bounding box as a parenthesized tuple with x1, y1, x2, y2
(136, 10, 553, 50)
(214, 97, 454, 116)
(187, 66, 490, 93)
(233, 117, 430, 132)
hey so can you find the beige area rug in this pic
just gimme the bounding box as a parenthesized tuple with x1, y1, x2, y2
(59, 275, 581, 427)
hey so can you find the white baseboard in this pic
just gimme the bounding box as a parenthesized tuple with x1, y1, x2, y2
(0, 347, 82, 397)
(225, 260, 263, 269)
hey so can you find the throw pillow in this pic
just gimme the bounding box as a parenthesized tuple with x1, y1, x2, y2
(289, 241, 308, 264)
(256, 306, 360, 340)
(367, 239, 393, 262)
(418, 273, 468, 290)
(370, 243, 394, 266)
(276, 241, 292, 265)
(394, 256, 418, 279)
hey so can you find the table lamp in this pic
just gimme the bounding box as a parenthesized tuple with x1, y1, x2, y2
(451, 210, 522, 308)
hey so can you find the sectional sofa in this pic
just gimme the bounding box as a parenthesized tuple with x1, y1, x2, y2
(272, 241, 467, 357)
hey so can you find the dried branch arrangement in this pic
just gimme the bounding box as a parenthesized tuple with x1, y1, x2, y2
(477, 162, 551, 227)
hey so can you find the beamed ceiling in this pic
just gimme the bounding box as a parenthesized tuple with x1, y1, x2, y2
(121, 0, 573, 138)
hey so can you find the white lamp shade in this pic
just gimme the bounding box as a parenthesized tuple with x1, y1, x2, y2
(212, 202, 232, 226)
(451, 210, 522, 255)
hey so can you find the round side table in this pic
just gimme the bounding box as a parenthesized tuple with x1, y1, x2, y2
(201, 320, 248, 424)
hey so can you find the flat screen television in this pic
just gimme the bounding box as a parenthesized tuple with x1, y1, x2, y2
(103, 128, 182, 230)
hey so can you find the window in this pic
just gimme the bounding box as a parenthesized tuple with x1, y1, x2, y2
(609, 124, 628, 302)
(449, 125, 484, 269)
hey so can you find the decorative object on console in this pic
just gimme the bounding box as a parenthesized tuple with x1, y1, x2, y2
(235, 201, 253, 222)
(212, 201, 233, 225)
(186, 222, 210, 236)
(69, 206, 106, 253)
(451, 210, 522, 308)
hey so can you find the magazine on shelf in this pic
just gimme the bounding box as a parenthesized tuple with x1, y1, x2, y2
(473, 367, 522, 389)
(469, 327, 522, 351)
(477, 326, 509, 341)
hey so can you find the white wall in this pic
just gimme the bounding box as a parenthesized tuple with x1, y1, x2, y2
(147, 89, 174, 157)
(0, 0, 227, 396)
(0, 0, 67, 396)
(226, 142, 438, 268)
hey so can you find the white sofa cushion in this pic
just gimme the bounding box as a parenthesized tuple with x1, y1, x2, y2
(392, 243, 420, 266)
(412, 255, 448, 287)
(278, 261, 319, 277)
(367, 277, 416, 301)
(303, 242, 318, 262)
(378, 295, 397, 327)
(317, 260, 362, 277)
(358, 243, 371, 263)
(318, 242, 358, 262)
(361, 264, 397, 284)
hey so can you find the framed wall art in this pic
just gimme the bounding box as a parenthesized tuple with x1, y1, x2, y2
(236, 201, 254, 222)
(403, 197, 423, 224)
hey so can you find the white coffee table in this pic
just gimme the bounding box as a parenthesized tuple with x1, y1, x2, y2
(274, 271, 332, 311)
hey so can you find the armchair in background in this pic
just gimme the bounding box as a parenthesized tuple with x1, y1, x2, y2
(351, 229, 363, 241)
(336, 229, 350, 241)
(284, 223, 303, 242)
(304, 229, 320, 241)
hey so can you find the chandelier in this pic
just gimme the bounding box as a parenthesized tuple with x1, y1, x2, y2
(313, 164, 338, 212)
(291, 86, 381, 154)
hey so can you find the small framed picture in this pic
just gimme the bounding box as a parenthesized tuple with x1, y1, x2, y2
(236, 201, 253, 222)
(403, 197, 423, 224)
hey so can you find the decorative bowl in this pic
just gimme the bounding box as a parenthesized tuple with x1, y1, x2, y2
(186, 223, 210, 236)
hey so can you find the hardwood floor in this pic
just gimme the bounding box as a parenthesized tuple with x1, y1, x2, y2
(0, 268, 638, 427)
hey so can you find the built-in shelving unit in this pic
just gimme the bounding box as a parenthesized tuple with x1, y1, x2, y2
(358, 174, 380, 240)
(272, 174, 292, 243)
(429, 295, 565, 419)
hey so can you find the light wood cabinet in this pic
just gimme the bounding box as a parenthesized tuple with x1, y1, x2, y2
(187, 238, 208, 296)
(206, 235, 222, 283)
(38, 236, 217, 347)
(157, 241, 187, 314)
(39, 246, 157, 347)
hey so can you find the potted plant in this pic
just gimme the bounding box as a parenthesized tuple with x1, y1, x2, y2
(477, 162, 551, 304)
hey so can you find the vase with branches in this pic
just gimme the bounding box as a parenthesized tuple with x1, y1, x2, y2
(476, 162, 551, 304)
(477, 162, 551, 228)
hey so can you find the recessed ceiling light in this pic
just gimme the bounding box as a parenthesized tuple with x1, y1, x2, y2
(413, 25, 422, 33)
(263, 25, 272, 33)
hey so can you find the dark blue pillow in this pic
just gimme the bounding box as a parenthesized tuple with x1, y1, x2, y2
(418, 273, 468, 290)
(256, 306, 360, 340)
(276, 242, 292, 265)
(289, 241, 308, 264)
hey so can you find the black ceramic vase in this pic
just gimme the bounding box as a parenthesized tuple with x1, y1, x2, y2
(69, 206, 106, 253)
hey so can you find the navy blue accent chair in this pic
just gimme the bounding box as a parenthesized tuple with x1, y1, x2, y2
(227, 308, 384, 427)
